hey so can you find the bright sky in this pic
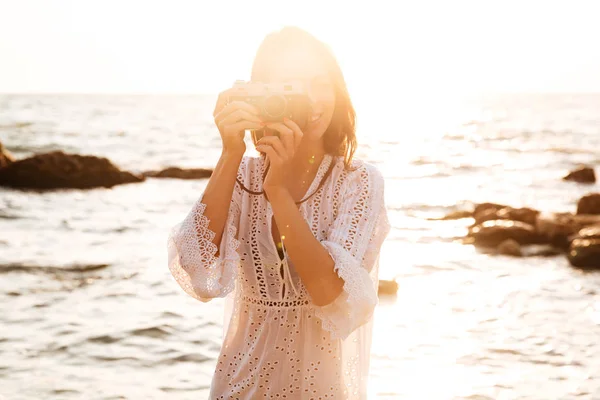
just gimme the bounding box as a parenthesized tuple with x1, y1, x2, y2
(1, 0, 599, 95)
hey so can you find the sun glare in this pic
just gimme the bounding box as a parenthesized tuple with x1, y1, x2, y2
(1, 1, 599, 94)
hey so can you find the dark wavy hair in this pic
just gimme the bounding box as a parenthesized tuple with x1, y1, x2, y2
(250, 26, 357, 170)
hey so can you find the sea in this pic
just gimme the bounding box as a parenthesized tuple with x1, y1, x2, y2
(1, 93, 599, 400)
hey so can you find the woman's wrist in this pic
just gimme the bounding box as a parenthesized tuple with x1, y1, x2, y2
(220, 148, 244, 164)
(265, 185, 291, 203)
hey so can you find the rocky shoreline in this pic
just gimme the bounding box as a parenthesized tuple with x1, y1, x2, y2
(441, 193, 600, 270)
(0, 142, 213, 190)
(2, 142, 598, 272)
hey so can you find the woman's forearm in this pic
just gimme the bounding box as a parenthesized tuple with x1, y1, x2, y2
(201, 150, 244, 256)
(267, 187, 344, 306)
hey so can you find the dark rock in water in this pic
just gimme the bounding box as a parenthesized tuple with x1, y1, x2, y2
(468, 219, 543, 247)
(434, 210, 473, 220)
(474, 208, 501, 224)
(536, 212, 600, 249)
(142, 167, 213, 180)
(0, 151, 145, 190)
(473, 205, 540, 226)
(568, 224, 600, 246)
(378, 279, 399, 295)
(473, 203, 507, 218)
(563, 166, 596, 183)
(497, 239, 522, 257)
(0, 262, 111, 274)
(474, 202, 507, 214)
(0, 141, 15, 168)
(577, 193, 600, 215)
(568, 225, 600, 270)
(496, 207, 540, 226)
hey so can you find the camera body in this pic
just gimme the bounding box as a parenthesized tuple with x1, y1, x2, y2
(228, 80, 310, 144)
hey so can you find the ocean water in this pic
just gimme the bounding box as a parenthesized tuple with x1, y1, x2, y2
(1, 93, 599, 400)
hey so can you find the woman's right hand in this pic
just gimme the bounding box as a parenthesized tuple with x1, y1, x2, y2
(213, 90, 264, 156)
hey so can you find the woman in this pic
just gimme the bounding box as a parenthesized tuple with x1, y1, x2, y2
(168, 26, 391, 399)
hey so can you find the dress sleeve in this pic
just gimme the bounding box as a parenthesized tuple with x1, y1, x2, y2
(314, 163, 391, 340)
(166, 157, 246, 302)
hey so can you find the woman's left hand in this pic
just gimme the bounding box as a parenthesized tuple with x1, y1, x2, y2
(256, 118, 303, 193)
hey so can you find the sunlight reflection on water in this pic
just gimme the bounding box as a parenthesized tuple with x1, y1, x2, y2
(1, 94, 600, 399)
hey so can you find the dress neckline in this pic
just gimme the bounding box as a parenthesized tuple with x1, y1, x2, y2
(262, 153, 335, 264)
(259, 153, 334, 203)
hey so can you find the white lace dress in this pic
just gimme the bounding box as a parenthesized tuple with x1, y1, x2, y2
(167, 153, 390, 399)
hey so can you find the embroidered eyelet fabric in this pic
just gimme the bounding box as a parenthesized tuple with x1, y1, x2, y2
(167, 154, 391, 399)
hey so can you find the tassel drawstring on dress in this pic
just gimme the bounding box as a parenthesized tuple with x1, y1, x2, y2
(281, 244, 299, 297)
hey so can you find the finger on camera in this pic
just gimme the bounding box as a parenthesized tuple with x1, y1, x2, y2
(264, 122, 293, 136)
(257, 136, 287, 160)
(221, 109, 262, 126)
(256, 135, 282, 148)
(282, 118, 303, 133)
(267, 122, 295, 154)
(215, 103, 255, 124)
(279, 130, 294, 156)
(215, 101, 260, 123)
(282, 118, 303, 147)
(256, 145, 283, 166)
(224, 120, 263, 135)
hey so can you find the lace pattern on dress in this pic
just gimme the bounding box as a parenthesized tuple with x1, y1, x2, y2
(313, 163, 388, 340)
(167, 160, 245, 301)
(167, 155, 390, 399)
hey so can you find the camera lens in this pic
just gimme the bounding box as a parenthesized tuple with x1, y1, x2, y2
(263, 95, 287, 119)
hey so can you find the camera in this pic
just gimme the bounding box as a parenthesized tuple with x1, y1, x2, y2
(227, 80, 310, 144)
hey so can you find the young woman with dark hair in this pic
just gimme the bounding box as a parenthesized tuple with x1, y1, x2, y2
(168, 26, 390, 399)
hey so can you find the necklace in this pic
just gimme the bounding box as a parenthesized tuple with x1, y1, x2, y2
(235, 155, 335, 205)
(291, 158, 334, 205)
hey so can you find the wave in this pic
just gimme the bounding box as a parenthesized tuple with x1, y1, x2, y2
(546, 147, 595, 154)
(0, 121, 33, 129)
(0, 262, 111, 274)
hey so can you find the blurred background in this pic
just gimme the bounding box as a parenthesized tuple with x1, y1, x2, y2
(1, 0, 599, 399)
